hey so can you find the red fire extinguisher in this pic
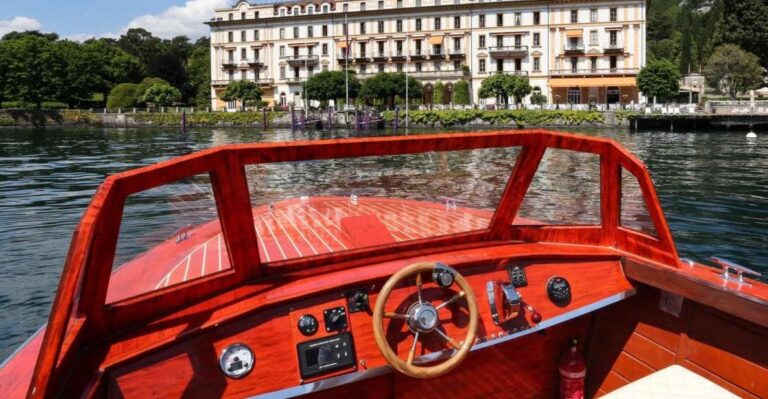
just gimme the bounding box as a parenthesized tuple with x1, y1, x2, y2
(559, 338, 586, 399)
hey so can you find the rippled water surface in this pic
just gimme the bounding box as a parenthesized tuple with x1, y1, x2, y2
(0, 127, 766, 360)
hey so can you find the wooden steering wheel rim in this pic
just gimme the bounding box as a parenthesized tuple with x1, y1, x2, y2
(372, 261, 478, 378)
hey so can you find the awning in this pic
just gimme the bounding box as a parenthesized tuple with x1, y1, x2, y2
(565, 29, 583, 38)
(549, 77, 636, 88)
(337, 41, 348, 49)
(429, 35, 444, 45)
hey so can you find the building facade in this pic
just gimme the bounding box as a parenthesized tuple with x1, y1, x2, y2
(207, 0, 646, 110)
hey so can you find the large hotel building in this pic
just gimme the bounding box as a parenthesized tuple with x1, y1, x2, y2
(207, 0, 646, 110)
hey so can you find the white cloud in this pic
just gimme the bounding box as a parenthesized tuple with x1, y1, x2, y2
(122, 0, 229, 39)
(0, 16, 43, 36)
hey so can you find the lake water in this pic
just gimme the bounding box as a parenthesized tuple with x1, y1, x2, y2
(0, 126, 766, 361)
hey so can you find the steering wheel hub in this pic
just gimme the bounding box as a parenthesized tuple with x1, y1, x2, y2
(407, 302, 439, 333)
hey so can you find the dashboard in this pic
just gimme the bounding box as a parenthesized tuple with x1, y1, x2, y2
(108, 257, 634, 398)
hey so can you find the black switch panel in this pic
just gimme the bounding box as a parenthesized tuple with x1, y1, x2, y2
(323, 306, 348, 332)
(508, 265, 528, 287)
(297, 332, 356, 379)
(345, 289, 369, 313)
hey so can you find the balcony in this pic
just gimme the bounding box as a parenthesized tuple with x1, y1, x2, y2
(221, 59, 238, 68)
(282, 54, 319, 66)
(603, 42, 624, 53)
(549, 68, 639, 77)
(449, 49, 466, 59)
(284, 76, 306, 84)
(256, 78, 275, 86)
(488, 45, 529, 58)
(212, 78, 275, 87)
(354, 52, 371, 62)
(410, 49, 427, 60)
(563, 43, 585, 53)
(487, 70, 529, 76)
(406, 70, 465, 79)
(390, 50, 406, 60)
(372, 51, 388, 60)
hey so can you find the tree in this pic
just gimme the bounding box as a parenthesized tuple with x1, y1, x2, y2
(142, 84, 182, 107)
(649, 36, 681, 64)
(3, 34, 67, 108)
(704, 44, 764, 99)
(221, 80, 263, 111)
(305, 70, 361, 106)
(433, 81, 444, 105)
(453, 80, 470, 105)
(0, 41, 10, 108)
(637, 60, 681, 102)
(359, 72, 421, 107)
(648, 12, 675, 42)
(187, 38, 212, 108)
(478, 73, 510, 104)
(81, 39, 143, 105)
(136, 77, 170, 104)
(505, 75, 532, 104)
(530, 92, 547, 105)
(713, 0, 768, 68)
(107, 83, 140, 109)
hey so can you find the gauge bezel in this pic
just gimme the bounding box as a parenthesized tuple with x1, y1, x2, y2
(219, 342, 255, 379)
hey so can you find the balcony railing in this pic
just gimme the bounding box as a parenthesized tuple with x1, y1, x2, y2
(410, 49, 426, 58)
(449, 49, 466, 58)
(563, 43, 585, 53)
(488, 46, 529, 57)
(212, 78, 274, 86)
(487, 70, 529, 76)
(281, 55, 320, 64)
(245, 58, 265, 66)
(372, 51, 388, 59)
(550, 68, 639, 77)
(221, 59, 237, 68)
(390, 50, 406, 58)
(284, 76, 306, 84)
(430, 49, 445, 57)
(603, 42, 624, 52)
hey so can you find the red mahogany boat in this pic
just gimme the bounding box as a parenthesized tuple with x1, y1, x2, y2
(1, 130, 766, 398)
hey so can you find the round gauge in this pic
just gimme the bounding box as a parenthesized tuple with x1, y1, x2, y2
(219, 343, 255, 379)
(297, 314, 319, 336)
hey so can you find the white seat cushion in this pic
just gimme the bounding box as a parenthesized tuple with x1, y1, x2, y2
(601, 365, 738, 399)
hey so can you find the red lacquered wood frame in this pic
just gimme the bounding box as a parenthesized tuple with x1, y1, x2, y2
(25, 130, 686, 398)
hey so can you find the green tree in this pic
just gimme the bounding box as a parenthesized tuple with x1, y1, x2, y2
(530, 92, 547, 105)
(221, 80, 263, 111)
(305, 70, 361, 106)
(637, 59, 681, 102)
(649, 36, 681, 64)
(4, 34, 67, 108)
(648, 12, 675, 42)
(0, 41, 10, 107)
(187, 38, 211, 108)
(359, 72, 421, 107)
(81, 39, 143, 106)
(433, 81, 444, 105)
(505, 75, 532, 104)
(479, 73, 510, 104)
(704, 44, 764, 99)
(142, 84, 182, 107)
(453, 80, 470, 105)
(107, 83, 140, 109)
(136, 77, 170, 104)
(714, 0, 768, 68)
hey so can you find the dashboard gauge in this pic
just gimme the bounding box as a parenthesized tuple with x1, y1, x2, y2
(219, 343, 255, 379)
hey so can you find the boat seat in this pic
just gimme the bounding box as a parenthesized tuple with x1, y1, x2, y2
(601, 365, 739, 399)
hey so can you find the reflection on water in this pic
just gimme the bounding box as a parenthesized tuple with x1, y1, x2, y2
(0, 127, 766, 361)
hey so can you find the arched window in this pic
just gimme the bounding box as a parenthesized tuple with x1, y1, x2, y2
(293, 6, 301, 15)
(307, 5, 315, 14)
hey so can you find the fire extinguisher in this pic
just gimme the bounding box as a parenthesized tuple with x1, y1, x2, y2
(559, 338, 586, 399)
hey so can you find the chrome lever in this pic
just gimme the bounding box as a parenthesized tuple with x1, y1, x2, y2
(711, 257, 761, 284)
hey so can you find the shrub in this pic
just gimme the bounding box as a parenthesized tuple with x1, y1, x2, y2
(453, 81, 471, 105)
(530, 92, 547, 105)
(142, 84, 182, 107)
(107, 83, 140, 109)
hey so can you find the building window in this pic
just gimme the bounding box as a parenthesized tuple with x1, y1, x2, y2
(396, 20, 403, 32)
(496, 59, 503, 72)
(610, 31, 618, 46)
(397, 0, 403, 8)
(533, 11, 540, 25)
(322, 43, 328, 55)
(323, 4, 329, 13)
(497, 13, 503, 26)
(279, 28, 285, 39)
(280, 46, 286, 57)
(360, 64, 367, 73)
(228, 31, 233, 42)
(343, 23, 348, 34)
(496, 35, 503, 47)
(610, 8, 618, 22)
(360, 2, 366, 11)
(308, 46, 314, 56)
(241, 12, 246, 19)
(610, 55, 618, 70)
(590, 57, 597, 71)
(228, 13, 233, 20)
(280, 9, 285, 16)
(254, 30, 259, 40)
(454, 16, 461, 29)
(293, 27, 299, 38)
(416, 0, 421, 6)
(590, 30, 598, 46)
(280, 66, 286, 79)
(514, 13, 521, 26)
(416, 18, 422, 31)
(478, 34, 486, 48)
(453, 37, 461, 51)
(454, 60, 461, 70)
(570, 56, 578, 71)
(533, 32, 540, 46)
(567, 87, 581, 104)
(570, 9, 578, 23)
(241, 30, 246, 41)
(308, 26, 314, 37)
(416, 62, 422, 72)
(434, 60, 441, 71)
(435, 17, 441, 30)
(479, 59, 486, 73)
(322, 25, 328, 36)
(590, 9, 597, 23)
(323, 65, 329, 71)
(307, 5, 314, 14)
(360, 22, 366, 34)
(479, 15, 485, 28)
(533, 56, 540, 71)
(343, 3, 349, 12)
(397, 63, 404, 72)
(378, 21, 384, 33)
(379, 63, 385, 72)
(254, 48, 260, 60)
(378, 1, 384, 9)
(254, 12, 259, 18)
(415, 39, 422, 54)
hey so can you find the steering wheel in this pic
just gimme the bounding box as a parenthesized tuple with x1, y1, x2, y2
(372, 262, 478, 378)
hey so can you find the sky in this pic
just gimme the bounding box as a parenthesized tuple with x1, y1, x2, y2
(0, 0, 233, 41)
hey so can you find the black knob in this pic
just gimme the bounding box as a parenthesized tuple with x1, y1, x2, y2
(298, 314, 318, 336)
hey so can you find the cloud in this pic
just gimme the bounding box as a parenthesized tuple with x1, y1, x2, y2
(0, 16, 43, 36)
(122, 0, 229, 39)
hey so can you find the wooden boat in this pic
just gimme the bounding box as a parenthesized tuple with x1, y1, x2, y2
(1, 130, 766, 398)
